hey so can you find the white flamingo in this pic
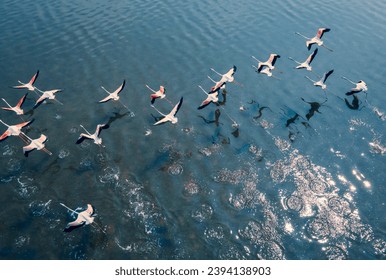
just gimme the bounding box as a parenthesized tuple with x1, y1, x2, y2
(145, 84, 167, 104)
(296, 28, 332, 51)
(289, 48, 318, 71)
(99, 80, 127, 108)
(1, 93, 28, 115)
(207, 76, 225, 93)
(197, 85, 219, 110)
(0, 119, 32, 142)
(305, 69, 334, 90)
(12, 70, 39, 91)
(35, 88, 63, 106)
(342, 77, 368, 96)
(151, 97, 183, 125)
(251, 54, 280, 72)
(210, 66, 237, 92)
(22, 133, 52, 156)
(76, 123, 109, 145)
(60, 203, 95, 230)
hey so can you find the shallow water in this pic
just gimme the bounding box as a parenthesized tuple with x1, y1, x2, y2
(0, 0, 385, 259)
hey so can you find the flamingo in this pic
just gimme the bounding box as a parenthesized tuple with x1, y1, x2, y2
(1, 93, 28, 115)
(342, 77, 368, 96)
(60, 203, 95, 231)
(12, 70, 39, 91)
(151, 97, 183, 125)
(296, 28, 332, 51)
(210, 66, 237, 92)
(305, 69, 334, 90)
(251, 54, 280, 72)
(252, 65, 275, 77)
(289, 48, 318, 71)
(207, 76, 226, 93)
(22, 133, 52, 156)
(99, 80, 127, 108)
(0, 119, 33, 142)
(34, 88, 63, 107)
(197, 85, 219, 110)
(76, 123, 109, 145)
(145, 84, 167, 104)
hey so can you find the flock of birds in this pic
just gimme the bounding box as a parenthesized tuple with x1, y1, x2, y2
(0, 27, 372, 231)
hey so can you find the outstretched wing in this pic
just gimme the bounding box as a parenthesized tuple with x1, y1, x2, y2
(76, 133, 93, 144)
(269, 54, 280, 66)
(322, 69, 334, 83)
(23, 144, 35, 157)
(114, 80, 125, 96)
(85, 204, 94, 216)
(170, 97, 183, 117)
(316, 28, 330, 39)
(15, 119, 34, 129)
(307, 48, 318, 64)
(95, 123, 109, 137)
(226, 65, 237, 77)
(35, 93, 48, 107)
(37, 134, 47, 144)
(197, 97, 211, 110)
(29, 70, 39, 85)
(17, 93, 28, 108)
(0, 130, 11, 141)
(99, 95, 113, 103)
(153, 116, 169, 125)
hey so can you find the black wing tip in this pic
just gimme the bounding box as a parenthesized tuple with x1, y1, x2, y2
(76, 137, 84, 144)
(345, 91, 354, 96)
(197, 103, 209, 110)
(151, 98, 155, 104)
(64, 223, 84, 232)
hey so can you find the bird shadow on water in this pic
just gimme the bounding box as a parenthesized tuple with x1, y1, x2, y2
(301, 97, 328, 121)
(344, 94, 365, 111)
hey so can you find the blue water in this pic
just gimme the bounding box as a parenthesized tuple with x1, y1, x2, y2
(0, 0, 385, 259)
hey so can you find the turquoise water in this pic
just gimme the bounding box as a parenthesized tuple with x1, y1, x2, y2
(0, 0, 385, 259)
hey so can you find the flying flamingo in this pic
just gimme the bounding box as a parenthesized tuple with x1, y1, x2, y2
(145, 84, 169, 104)
(252, 65, 281, 79)
(207, 76, 225, 93)
(60, 203, 95, 231)
(197, 85, 219, 110)
(60, 203, 107, 234)
(251, 54, 280, 72)
(209, 66, 237, 92)
(22, 133, 52, 156)
(99, 80, 127, 108)
(341, 77, 368, 96)
(1, 93, 28, 115)
(296, 28, 332, 51)
(12, 70, 39, 91)
(34, 88, 63, 107)
(305, 69, 334, 90)
(289, 48, 318, 71)
(151, 97, 183, 125)
(76, 123, 109, 145)
(0, 119, 33, 143)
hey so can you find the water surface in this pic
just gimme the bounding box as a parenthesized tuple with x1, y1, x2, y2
(0, 0, 385, 259)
